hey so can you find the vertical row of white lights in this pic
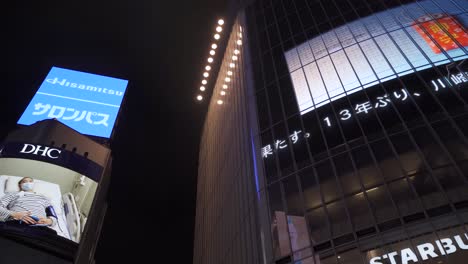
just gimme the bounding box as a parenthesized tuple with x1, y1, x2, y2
(216, 25, 243, 106)
(197, 19, 225, 102)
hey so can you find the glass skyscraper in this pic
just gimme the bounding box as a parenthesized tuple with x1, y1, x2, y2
(194, 0, 468, 263)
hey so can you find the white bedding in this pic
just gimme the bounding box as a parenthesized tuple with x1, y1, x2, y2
(0, 175, 72, 240)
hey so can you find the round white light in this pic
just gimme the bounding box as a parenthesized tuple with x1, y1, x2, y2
(232, 55, 238, 61)
(217, 100, 223, 105)
(225, 77, 231, 82)
(218, 19, 224, 25)
(202, 79, 207, 85)
(216, 26, 222, 32)
(234, 49, 240, 55)
(237, 40, 242, 45)
(227, 71, 233, 76)
(197, 95, 203, 101)
(200, 86, 205, 91)
(223, 84, 228, 89)
(203, 72, 209, 77)
(205, 65, 211, 71)
(221, 91, 226, 96)
(214, 34, 220, 40)
(229, 63, 235, 68)
(239, 32, 242, 38)
(207, 57, 213, 63)
(210, 50, 215, 56)
(211, 44, 217, 49)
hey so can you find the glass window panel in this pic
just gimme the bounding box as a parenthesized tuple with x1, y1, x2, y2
(261, 130, 279, 183)
(300, 166, 322, 210)
(388, 178, 423, 217)
(267, 83, 284, 124)
(410, 126, 452, 169)
(267, 24, 281, 47)
(351, 146, 383, 188)
(409, 171, 449, 210)
(283, 175, 304, 216)
(390, 132, 424, 175)
(316, 159, 340, 203)
(333, 152, 361, 195)
(302, 117, 327, 158)
(327, 200, 353, 237)
(346, 193, 375, 231)
(279, 75, 300, 117)
(256, 90, 271, 131)
(306, 206, 330, 243)
(370, 139, 402, 181)
(433, 120, 468, 162)
(273, 123, 295, 176)
(366, 185, 399, 223)
(454, 114, 468, 139)
(336, 248, 362, 264)
(287, 115, 310, 169)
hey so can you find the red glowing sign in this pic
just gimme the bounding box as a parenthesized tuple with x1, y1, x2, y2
(413, 13, 468, 54)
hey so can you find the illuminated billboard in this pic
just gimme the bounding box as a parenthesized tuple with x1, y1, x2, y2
(285, 0, 468, 115)
(17, 67, 128, 138)
(0, 142, 102, 244)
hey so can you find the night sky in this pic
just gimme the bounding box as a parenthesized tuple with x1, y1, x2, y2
(2, 0, 227, 262)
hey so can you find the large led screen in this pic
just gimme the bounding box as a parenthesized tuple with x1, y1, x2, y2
(17, 67, 128, 138)
(285, 0, 468, 115)
(0, 142, 102, 244)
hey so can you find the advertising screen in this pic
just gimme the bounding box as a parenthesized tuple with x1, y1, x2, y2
(285, 0, 468, 114)
(0, 142, 102, 244)
(17, 67, 128, 138)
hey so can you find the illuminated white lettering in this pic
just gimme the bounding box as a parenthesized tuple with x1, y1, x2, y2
(369, 256, 382, 264)
(44, 77, 123, 96)
(400, 248, 419, 264)
(383, 252, 398, 264)
(454, 234, 468, 249)
(323, 117, 332, 127)
(417, 243, 438, 260)
(19, 144, 61, 159)
(438, 238, 457, 255)
(368, 232, 468, 264)
(47, 148, 61, 159)
(46, 77, 66, 85)
(20, 144, 36, 154)
(86, 85, 98, 91)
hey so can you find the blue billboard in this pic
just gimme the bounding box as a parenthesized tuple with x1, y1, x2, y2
(17, 67, 128, 138)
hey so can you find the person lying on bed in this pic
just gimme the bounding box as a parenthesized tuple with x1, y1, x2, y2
(0, 177, 58, 229)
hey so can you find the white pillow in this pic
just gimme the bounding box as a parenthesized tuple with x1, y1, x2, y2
(4, 176, 23, 193)
(0, 176, 7, 197)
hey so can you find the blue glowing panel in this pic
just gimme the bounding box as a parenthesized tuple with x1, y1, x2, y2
(17, 67, 128, 138)
(285, 0, 468, 115)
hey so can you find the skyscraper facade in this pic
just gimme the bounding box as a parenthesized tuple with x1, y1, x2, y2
(194, 0, 468, 263)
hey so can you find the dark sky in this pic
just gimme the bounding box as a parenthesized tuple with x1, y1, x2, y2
(2, 0, 228, 262)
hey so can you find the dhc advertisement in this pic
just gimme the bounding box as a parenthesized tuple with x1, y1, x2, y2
(285, 0, 468, 115)
(17, 67, 129, 138)
(0, 142, 103, 244)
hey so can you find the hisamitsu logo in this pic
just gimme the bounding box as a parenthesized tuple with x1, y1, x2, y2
(18, 67, 129, 138)
(45, 77, 124, 96)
